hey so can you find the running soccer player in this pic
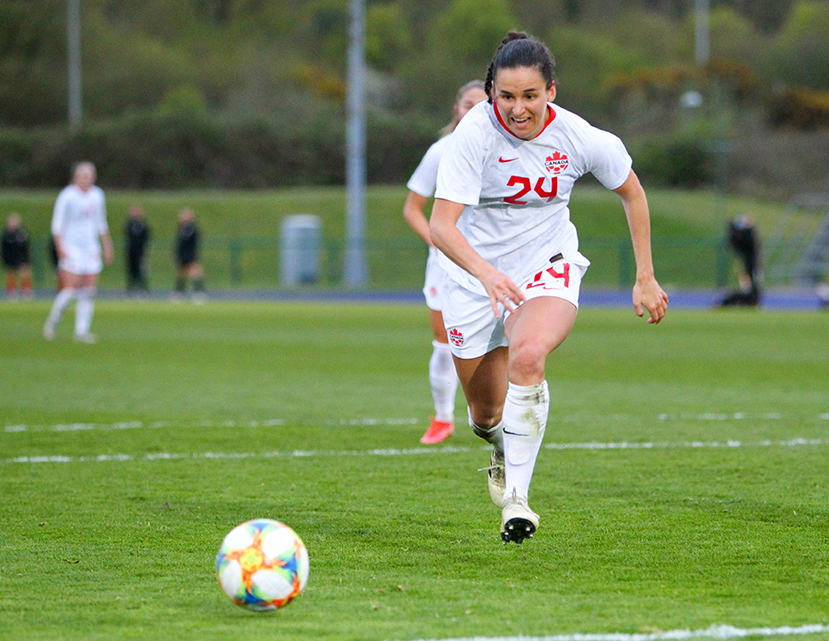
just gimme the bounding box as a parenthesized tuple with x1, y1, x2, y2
(430, 32, 668, 544)
(44, 162, 114, 343)
(404, 80, 488, 444)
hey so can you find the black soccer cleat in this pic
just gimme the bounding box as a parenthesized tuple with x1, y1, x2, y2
(501, 517, 536, 545)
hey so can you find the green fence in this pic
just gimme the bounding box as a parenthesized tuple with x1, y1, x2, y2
(27, 235, 730, 292)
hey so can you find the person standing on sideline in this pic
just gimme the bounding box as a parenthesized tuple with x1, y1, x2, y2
(404, 80, 489, 444)
(125, 204, 151, 296)
(718, 214, 761, 307)
(430, 32, 668, 544)
(44, 162, 114, 342)
(2, 213, 33, 300)
(172, 208, 205, 302)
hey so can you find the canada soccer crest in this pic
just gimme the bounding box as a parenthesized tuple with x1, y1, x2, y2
(544, 151, 569, 175)
(448, 328, 464, 347)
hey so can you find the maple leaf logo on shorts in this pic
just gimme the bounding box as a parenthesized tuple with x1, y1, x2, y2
(448, 328, 464, 347)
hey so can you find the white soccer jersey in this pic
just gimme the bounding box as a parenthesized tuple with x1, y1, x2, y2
(435, 100, 632, 294)
(52, 184, 109, 253)
(407, 134, 455, 311)
(407, 135, 452, 198)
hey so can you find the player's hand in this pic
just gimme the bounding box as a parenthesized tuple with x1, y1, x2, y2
(480, 267, 524, 318)
(633, 276, 668, 324)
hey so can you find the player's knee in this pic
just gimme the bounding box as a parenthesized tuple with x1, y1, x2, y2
(507, 341, 547, 381)
(468, 406, 503, 432)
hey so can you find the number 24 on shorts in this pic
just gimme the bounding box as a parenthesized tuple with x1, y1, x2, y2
(525, 262, 570, 291)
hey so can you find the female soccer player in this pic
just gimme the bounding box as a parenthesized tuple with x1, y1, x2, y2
(44, 162, 114, 342)
(403, 80, 488, 444)
(430, 32, 668, 544)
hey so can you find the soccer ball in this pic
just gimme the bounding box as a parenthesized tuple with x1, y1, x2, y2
(216, 518, 309, 611)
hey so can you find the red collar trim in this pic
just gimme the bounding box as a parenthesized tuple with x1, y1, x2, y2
(494, 103, 556, 140)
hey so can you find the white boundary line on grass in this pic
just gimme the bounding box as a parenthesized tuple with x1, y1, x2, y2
(405, 622, 829, 641)
(2, 417, 424, 433)
(5, 412, 829, 433)
(4, 437, 829, 465)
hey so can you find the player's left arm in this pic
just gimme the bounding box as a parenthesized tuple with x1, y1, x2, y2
(613, 169, 668, 324)
(100, 232, 114, 266)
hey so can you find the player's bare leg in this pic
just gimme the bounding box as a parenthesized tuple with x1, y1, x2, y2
(454, 347, 509, 508)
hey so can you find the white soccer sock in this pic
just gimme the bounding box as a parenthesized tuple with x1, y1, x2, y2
(429, 341, 459, 423)
(468, 407, 504, 454)
(46, 287, 77, 328)
(502, 381, 549, 502)
(75, 286, 96, 336)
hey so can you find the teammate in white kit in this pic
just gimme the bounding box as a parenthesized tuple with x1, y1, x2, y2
(403, 80, 488, 444)
(430, 32, 668, 544)
(43, 162, 114, 343)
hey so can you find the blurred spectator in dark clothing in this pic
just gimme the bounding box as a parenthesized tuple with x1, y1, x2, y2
(2, 213, 33, 300)
(719, 214, 762, 307)
(172, 208, 205, 302)
(125, 204, 151, 295)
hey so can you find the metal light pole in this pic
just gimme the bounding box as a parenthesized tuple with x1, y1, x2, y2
(67, 0, 82, 128)
(694, 0, 710, 67)
(344, 0, 368, 287)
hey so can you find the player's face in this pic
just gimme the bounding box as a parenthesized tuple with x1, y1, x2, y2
(492, 66, 555, 140)
(454, 87, 488, 122)
(74, 165, 96, 191)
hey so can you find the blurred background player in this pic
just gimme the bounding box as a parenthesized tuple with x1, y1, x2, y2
(718, 214, 762, 307)
(403, 80, 488, 444)
(43, 161, 114, 342)
(172, 207, 206, 302)
(430, 32, 667, 544)
(125, 204, 151, 296)
(2, 213, 33, 300)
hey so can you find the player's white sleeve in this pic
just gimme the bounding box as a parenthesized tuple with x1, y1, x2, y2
(435, 117, 486, 206)
(406, 138, 447, 198)
(51, 189, 68, 236)
(96, 190, 109, 235)
(584, 130, 632, 191)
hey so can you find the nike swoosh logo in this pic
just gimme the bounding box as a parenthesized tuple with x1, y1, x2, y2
(499, 157, 518, 163)
(503, 429, 530, 436)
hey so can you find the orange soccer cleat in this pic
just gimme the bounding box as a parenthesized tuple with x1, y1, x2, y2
(420, 419, 454, 444)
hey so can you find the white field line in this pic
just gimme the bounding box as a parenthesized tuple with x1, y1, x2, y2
(405, 622, 829, 641)
(4, 412, 828, 434)
(2, 417, 424, 433)
(4, 437, 829, 466)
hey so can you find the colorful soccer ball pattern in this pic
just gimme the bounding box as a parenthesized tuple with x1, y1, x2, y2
(216, 519, 309, 611)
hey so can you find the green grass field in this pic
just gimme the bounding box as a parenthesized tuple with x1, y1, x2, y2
(1, 300, 828, 641)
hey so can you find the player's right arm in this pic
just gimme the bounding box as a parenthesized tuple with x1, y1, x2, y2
(403, 190, 433, 246)
(430, 198, 524, 317)
(51, 190, 68, 259)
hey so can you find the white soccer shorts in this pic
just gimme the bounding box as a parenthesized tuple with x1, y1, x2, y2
(59, 246, 103, 276)
(422, 247, 446, 312)
(442, 252, 590, 359)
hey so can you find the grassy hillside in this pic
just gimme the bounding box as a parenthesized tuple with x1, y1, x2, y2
(0, 186, 789, 291)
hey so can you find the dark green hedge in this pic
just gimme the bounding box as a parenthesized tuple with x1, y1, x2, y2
(1, 110, 721, 190)
(0, 111, 441, 189)
(629, 133, 715, 188)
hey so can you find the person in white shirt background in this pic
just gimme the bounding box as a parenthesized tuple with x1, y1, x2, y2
(430, 31, 668, 544)
(44, 161, 114, 343)
(403, 80, 488, 445)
